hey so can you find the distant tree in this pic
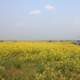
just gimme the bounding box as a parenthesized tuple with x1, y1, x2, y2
(48, 40, 53, 42)
(0, 40, 4, 42)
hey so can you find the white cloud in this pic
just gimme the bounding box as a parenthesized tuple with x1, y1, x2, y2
(29, 10, 41, 15)
(45, 4, 55, 11)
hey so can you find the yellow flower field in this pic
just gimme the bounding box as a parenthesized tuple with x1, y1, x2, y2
(0, 41, 80, 80)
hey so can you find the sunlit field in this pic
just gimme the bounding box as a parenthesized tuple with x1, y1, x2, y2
(0, 41, 80, 80)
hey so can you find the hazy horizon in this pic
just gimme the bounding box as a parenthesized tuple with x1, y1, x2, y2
(0, 0, 80, 40)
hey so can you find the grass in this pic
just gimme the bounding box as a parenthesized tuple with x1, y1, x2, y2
(0, 41, 80, 80)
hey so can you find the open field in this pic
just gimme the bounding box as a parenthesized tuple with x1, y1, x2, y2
(0, 41, 80, 80)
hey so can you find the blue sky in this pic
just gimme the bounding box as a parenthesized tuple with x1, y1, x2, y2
(0, 0, 80, 40)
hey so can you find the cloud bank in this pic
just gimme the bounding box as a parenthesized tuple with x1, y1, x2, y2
(29, 4, 56, 16)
